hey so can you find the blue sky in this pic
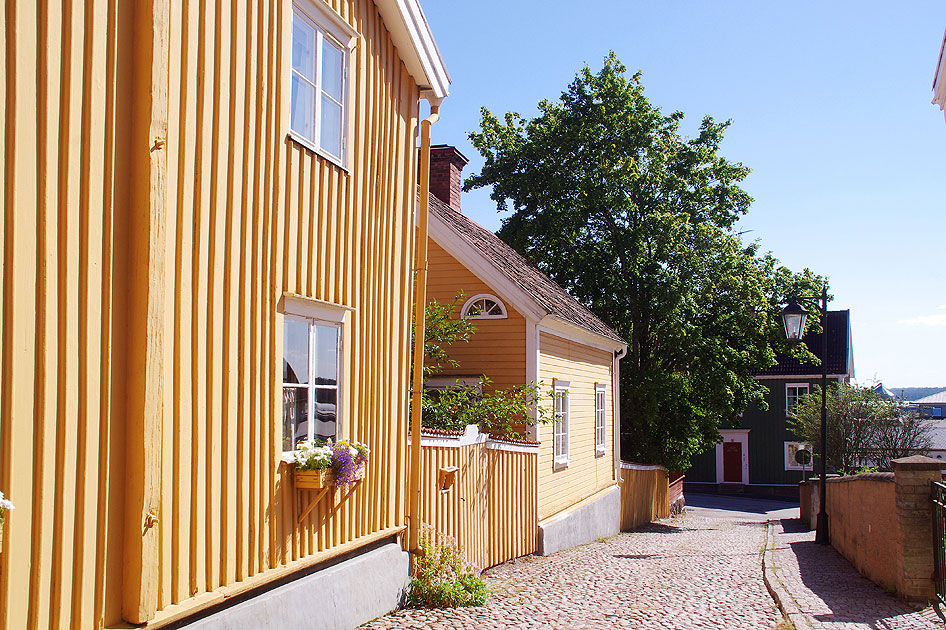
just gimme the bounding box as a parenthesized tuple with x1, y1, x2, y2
(421, 1, 946, 389)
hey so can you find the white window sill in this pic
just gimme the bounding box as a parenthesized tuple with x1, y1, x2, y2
(287, 132, 349, 173)
(595, 447, 606, 457)
(553, 459, 569, 471)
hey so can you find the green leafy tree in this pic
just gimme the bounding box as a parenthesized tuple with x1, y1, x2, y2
(788, 382, 933, 473)
(413, 294, 477, 377)
(465, 52, 823, 470)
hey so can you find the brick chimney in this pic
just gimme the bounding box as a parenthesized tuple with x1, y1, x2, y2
(428, 144, 468, 211)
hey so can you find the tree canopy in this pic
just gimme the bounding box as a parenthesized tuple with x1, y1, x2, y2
(465, 52, 824, 470)
(789, 382, 933, 473)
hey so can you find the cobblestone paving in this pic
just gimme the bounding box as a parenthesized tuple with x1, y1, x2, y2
(363, 511, 783, 630)
(770, 519, 941, 629)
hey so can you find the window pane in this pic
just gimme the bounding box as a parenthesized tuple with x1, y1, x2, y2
(314, 388, 337, 441)
(283, 318, 309, 384)
(292, 16, 316, 81)
(291, 76, 316, 142)
(321, 39, 344, 102)
(319, 95, 343, 158)
(314, 324, 338, 386)
(283, 387, 309, 450)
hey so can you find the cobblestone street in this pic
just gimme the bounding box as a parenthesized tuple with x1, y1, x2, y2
(767, 519, 941, 630)
(364, 496, 787, 630)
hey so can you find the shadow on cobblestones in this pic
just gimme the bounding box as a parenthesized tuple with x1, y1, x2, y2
(780, 518, 928, 627)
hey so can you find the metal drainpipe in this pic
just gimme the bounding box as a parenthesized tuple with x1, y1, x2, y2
(408, 101, 441, 554)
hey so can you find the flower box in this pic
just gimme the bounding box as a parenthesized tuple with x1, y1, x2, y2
(295, 469, 334, 490)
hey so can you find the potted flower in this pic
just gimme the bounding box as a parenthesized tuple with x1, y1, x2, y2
(0, 490, 13, 547)
(331, 439, 370, 490)
(292, 439, 370, 490)
(292, 440, 336, 489)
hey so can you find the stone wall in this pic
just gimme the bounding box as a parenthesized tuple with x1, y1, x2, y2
(800, 456, 945, 602)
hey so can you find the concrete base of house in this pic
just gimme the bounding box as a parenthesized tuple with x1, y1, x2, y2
(537, 485, 621, 556)
(178, 540, 409, 630)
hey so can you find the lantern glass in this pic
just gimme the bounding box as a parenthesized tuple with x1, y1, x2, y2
(781, 301, 808, 341)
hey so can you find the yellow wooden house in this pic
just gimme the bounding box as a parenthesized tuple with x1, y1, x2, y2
(0, 0, 449, 627)
(424, 146, 628, 555)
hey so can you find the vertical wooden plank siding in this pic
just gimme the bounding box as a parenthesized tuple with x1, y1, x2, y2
(537, 332, 616, 520)
(417, 430, 538, 572)
(424, 240, 527, 392)
(1, 0, 422, 627)
(618, 464, 670, 531)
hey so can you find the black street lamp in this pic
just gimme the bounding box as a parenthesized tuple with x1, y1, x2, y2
(781, 284, 830, 545)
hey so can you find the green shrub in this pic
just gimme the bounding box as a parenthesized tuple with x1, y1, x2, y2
(406, 528, 488, 608)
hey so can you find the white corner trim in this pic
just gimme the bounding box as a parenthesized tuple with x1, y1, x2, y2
(716, 429, 750, 485)
(280, 293, 354, 322)
(428, 210, 548, 322)
(620, 462, 667, 471)
(612, 354, 621, 480)
(486, 440, 539, 454)
(418, 424, 487, 448)
(373, 0, 450, 99)
(537, 317, 626, 354)
(294, 0, 361, 48)
(527, 320, 539, 441)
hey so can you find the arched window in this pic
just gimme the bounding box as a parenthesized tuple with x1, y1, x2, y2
(461, 294, 508, 320)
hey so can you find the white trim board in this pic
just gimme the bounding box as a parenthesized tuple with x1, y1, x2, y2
(716, 429, 750, 485)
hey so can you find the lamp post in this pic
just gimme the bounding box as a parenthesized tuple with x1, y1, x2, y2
(781, 284, 830, 545)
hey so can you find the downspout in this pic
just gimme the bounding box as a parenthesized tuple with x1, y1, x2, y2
(408, 99, 442, 554)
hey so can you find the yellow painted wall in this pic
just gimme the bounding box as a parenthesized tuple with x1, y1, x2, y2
(425, 239, 526, 392)
(537, 332, 616, 520)
(1, 0, 422, 627)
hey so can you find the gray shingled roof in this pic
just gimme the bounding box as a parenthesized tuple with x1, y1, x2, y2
(428, 194, 625, 346)
(915, 391, 946, 405)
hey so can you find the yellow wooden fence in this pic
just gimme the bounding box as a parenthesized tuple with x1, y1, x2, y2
(417, 426, 538, 571)
(619, 463, 670, 531)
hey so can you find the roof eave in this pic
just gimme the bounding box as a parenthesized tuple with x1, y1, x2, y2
(374, 0, 450, 100)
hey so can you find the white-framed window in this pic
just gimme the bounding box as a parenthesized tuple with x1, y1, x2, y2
(554, 381, 570, 466)
(933, 408, 943, 418)
(424, 377, 484, 393)
(786, 383, 809, 415)
(784, 441, 813, 471)
(595, 384, 606, 455)
(290, 1, 357, 164)
(280, 294, 351, 452)
(461, 294, 508, 320)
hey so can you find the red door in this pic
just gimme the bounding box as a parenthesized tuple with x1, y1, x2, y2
(723, 442, 742, 483)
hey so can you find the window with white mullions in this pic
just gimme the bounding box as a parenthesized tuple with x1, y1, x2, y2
(290, 4, 348, 161)
(554, 383, 570, 466)
(283, 315, 341, 451)
(461, 294, 508, 320)
(786, 383, 809, 416)
(595, 384, 606, 454)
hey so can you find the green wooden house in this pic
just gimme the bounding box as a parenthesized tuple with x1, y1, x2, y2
(686, 310, 854, 496)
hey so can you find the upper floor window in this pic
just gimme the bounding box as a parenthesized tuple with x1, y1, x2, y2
(290, 1, 357, 164)
(554, 382, 570, 466)
(786, 384, 809, 415)
(461, 294, 508, 320)
(595, 384, 606, 455)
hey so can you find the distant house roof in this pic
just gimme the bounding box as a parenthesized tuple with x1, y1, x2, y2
(873, 382, 896, 399)
(753, 310, 853, 377)
(427, 194, 625, 346)
(927, 421, 946, 451)
(915, 390, 946, 405)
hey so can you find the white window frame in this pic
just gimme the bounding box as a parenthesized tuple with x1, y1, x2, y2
(461, 293, 508, 320)
(280, 294, 351, 453)
(289, 0, 358, 167)
(784, 441, 813, 471)
(595, 383, 607, 456)
(553, 381, 570, 467)
(785, 383, 809, 416)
